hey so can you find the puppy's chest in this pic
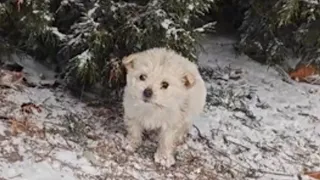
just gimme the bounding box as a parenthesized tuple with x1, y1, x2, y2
(131, 107, 172, 130)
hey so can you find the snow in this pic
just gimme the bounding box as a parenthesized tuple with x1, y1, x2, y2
(43, 15, 52, 21)
(155, 9, 166, 17)
(47, 27, 67, 40)
(110, 5, 117, 12)
(196, 34, 320, 178)
(301, 0, 319, 5)
(88, 1, 100, 17)
(161, 19, 173, 29)
(60, 0, 71, 6)
(194, 22, 216, 33)
(166, 27, 185, 40)
(188, 4, 195, 10)
(1, 158, 78, 180)
(0, 34, 319, 180)
(75, 49, 92, 69)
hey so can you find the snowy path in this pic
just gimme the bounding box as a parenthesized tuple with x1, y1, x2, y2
(0, 35, 319, 180)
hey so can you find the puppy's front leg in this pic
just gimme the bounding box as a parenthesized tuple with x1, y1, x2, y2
(124, 117, 143, 152)
(154, 128, 177, 167)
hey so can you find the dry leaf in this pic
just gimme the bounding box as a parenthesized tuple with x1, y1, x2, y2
(21, 102, 42, 114)
(289, 64, 319, 82)
(9, 117, 45, 138)
(305, 171, 320, 180)
(9, 118, 27, 136)
(303, 74, 320, 85)
(0, 69, 25, 90)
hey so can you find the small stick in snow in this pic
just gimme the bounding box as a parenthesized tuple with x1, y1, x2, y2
(222, 135, 251, 151)
(192, 124, 205, 139)
(255, 169, 295, 177)
(35, 146, 56, 163)
(192, 124, 214, 149)
(298, 112, 319, 122)
(7, 173, 22, 179)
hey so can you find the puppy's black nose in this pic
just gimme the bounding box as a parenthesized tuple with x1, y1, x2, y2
(143, 88, 153, 98)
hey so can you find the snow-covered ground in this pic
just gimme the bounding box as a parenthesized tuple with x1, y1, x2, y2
(0, 35, 319, 180)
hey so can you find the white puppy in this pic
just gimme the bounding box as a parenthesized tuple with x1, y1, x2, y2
(122, 47, 207, 167)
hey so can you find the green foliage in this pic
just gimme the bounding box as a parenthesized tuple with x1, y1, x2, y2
(237, 0, 320, 68)
(276, 0, 300, 27)
(0, 0, 216, 90)
(0, 0, 61, 59)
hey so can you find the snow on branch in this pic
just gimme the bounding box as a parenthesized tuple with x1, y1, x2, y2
(300, 0, 320, 5)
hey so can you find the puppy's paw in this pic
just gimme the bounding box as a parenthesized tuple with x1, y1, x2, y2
(154, 151, 175, 168)
(123, 138, 140, 153)
(124, 142, 136, 152)
(177, 135, 187, 146)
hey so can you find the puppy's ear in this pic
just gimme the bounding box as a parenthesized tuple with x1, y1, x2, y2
(183, 72, 195, 89)
(122, 53, 137, 71)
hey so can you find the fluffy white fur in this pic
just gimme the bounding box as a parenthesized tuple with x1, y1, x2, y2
(122, 47, 207, 167)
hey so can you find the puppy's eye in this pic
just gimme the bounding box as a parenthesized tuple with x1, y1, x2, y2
(139, 74, 147, 81)
(161, 81, 169, 89)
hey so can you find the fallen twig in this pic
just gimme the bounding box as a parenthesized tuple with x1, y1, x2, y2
(298, 112, 319, 122)
(192, 124, 214, 149)
(35, 146, 56, 163)
(192, 124, 205, 139)
(222, 135, 251, 151)
(256, 169, 295, 177)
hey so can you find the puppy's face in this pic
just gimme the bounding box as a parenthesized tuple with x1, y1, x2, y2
(123, 49, 195, 108)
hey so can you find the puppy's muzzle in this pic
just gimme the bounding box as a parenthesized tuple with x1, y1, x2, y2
(143, 88, 153, 99)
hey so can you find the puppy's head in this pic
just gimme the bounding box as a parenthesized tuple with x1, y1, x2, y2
(123, 48, 196, 108)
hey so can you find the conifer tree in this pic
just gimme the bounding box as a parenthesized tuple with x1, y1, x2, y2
(237, 0, 320, 70)
(0, 0, 215, 90)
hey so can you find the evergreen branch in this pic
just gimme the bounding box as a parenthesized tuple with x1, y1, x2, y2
(300, 0, 320, 5)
